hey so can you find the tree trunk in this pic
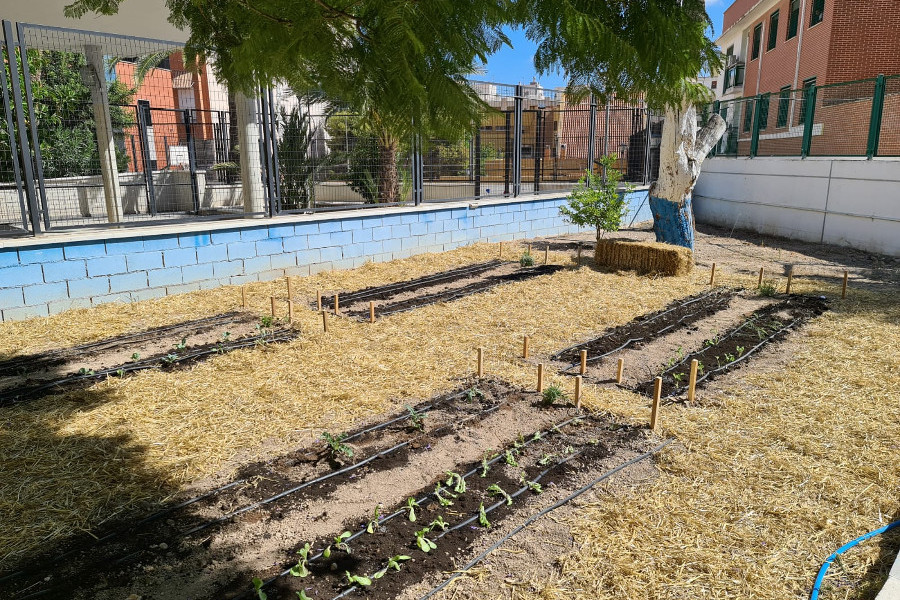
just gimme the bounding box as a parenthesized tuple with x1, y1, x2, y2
(377, 138, 399, 203)
(649, 103, 726, 250)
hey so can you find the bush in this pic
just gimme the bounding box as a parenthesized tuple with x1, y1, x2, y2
(560, 154, 633, 242)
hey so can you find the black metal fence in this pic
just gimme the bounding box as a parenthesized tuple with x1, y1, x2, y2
(0, 20, 660, 237)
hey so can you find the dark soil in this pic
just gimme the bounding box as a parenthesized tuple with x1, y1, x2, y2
(633, 294, 829, 398)
(552, 288, 738, 365)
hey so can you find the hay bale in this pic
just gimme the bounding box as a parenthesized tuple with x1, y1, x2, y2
(594, 238, 693, 276)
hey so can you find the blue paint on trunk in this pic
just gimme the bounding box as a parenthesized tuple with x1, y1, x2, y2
(649, 194, 695, 250)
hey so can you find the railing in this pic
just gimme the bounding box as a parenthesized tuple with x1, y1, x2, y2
(723, 63, 745, 92)
(706, 74, 899, 159)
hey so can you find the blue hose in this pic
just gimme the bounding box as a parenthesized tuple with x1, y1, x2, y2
(810, 519, 900, 600)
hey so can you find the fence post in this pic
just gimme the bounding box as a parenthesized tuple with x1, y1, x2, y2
(710, 100, 721, 156)
(183, 110, 201, 214)
(411, 131, 424, 205)
(643, 107, 652, 184)
(474, 127, 482, 198)
(801, 84, 818, 158)
(749, 95, 762, 158)
(267, 87, 282, 210)
(587, 94, 597, 179)
(135, 103, 158, 216)
(513, 85, 523, 197)
(0, 26, 30, 233)
(533, 108, 543, 193)
(867, 74, 886, 159)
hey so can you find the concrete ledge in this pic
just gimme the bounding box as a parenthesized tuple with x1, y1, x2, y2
(875, 550, 900, 600)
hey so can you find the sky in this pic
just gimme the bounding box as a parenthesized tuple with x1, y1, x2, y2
(480, 3, 728, 89)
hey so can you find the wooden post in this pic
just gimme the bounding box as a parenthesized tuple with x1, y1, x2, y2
(579, 350, 587, 375)
(499, 241, 502, 259)
(288, 300, 295, 324)
(687, 359, 698, 403)
(709, 262, 716, 286)
(369, 301, 376, 323)
(536, 363, 544, 392)
(270, 296, 276, 318)
(477, 347, 484, 378)
(544, 247, 549, 264)
(650, 377, 662, 431)
(758, 267, 764, 288)
(286, 276, 292, 300)
(523, 335, 530, 359)
(574, 376, 582, 410)
(334, 292, 340, 315)
(321, 310, 328, 332)
(241, 286, 247, 309)
(842, 270, 848, 299)
(615, 358, 625, 384)
(786, 267, 794, 295)
(577, 244, 583, 262)
(527, 243, 532, 256)
(316, 290, 322, 312)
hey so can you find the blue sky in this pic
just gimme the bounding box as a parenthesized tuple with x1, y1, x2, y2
(481, 4, 728, 89)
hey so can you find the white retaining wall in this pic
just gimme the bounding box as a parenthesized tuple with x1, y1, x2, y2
(693, 157, 900, 256)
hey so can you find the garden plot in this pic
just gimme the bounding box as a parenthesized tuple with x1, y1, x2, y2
(0, 379, 651, 600)
(0, 312, 297, 406)
(318, 260, 564, 319)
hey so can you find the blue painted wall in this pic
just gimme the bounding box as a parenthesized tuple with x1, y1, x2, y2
(0, 192, 650, 321)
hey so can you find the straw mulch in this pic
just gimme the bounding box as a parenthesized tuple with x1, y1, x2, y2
(595, 238, 694, 276)
(0, 241, 706, 567)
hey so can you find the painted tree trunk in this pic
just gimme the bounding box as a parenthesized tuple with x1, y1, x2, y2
(650, 103, 726, 250)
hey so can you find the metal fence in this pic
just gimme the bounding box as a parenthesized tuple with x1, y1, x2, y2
(0, 20, 659, 237)
(706, 74, 900, 159)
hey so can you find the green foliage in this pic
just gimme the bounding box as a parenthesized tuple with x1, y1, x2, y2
(345, 571, 372, 587)
(487, 484, 512, 506)
(405, 497, 419, 522)
(365, 504, 383, 534)
(289, 543, 312, 578)
(504, 449, 518, 467)
(323, 531, 352, 558)
(560, 155, 633, 242)
(429, 516, 449, 531)
(519, 252, 535, 267)
(278, 104, 336, 210)
(478, 502, 491, 528)
(758, 281, 778, 297)
(321, 432, 354, 460)
(541, 384, 568, 406)
(252, 577, 267, 600)
(296, 591, 312, 600)
(414, 527, 437, 552)
(405, 404, 425, 431)
(445, 472, 466, 494)
(434, 482, 455, 506)
(373, 555, 411, 579)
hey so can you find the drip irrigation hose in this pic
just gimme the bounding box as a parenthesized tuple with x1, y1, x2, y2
(417, 439, 675, 600)
(809, 520, 900, 600)
(238, 413, 589, 599)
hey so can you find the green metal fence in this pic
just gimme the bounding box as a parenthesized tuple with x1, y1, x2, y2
(705, 74, 900, 159)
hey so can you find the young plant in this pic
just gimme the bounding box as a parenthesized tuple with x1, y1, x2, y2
(404, 497, 419, 522)
(736, 346, 746, 358)
(434, 483, 455, 507)
(174, 337, 187, 351)
(696, 361, 705, 375)
(260, 315, 275, 328)
(414, 527, 437, 552)
(429, 516, 449, 531)
(296, 591, 312, 600)
(541, 384, 568, 406)
(445, 471, 466, 494)
(519, 251, 535, 267)
(365, 504, 383, 534)
(289, 543, 312, 577)
(758, 281, 777, 297)
(480, 456, 491, 478)
(77, 368, 95, 376)
(321, 432, 354, 460)
(559, 154, 633, 244)
(504, 449, 519, 467)
(465, 386, 485, 402)
(222, 331, 231, 342)
(373, 555, 412, 579)
(131, 352, 140, 361)
(161, 353, 178, 366)
(405, 404, 426, 431)
(323, 531, 352, 558)
(525, 480, 543, 494)
(537, 452, 555, 466)
(478, 502, 491, 528)
(724, 353, 736, 363)
(672, 372, 685, 383)
(345, 572, 372, 587)
(487, 484, 513, 506)
(252, 577, 267, 600)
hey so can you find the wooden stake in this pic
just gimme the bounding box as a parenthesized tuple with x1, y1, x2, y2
(577, 244, 583, 262)
(709, 262, 716, 286)
(574, 375, 582, 410)
(321, 310, 328, 332)
(369, 301, 376, 323)
(316, 290, 322, 312)
(842, 270, 848, 299)
(580, 350, 587, 375)
(241, 286, 247, 309)
(499, 241, 502, 258)
(650, 377, 662, 431)
(687, 359, 698, 403)
(334, 292, 340, 315)
(286, 276, 292, 300)
(288, 300, 295, 324)
(786, 267, 794, 295)
(758, 267, 764, 288)
(527, 243, 532, 256)
(477, 347, 484, 378)
(536, 363, 544, 392)
(615, 358, 625, 384)
(270, 296, 276, 318)
(523, 335, 530, 359)
(544, 247, 549, 264)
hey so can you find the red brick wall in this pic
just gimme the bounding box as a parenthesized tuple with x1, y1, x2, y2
(826, 0, 900, 84)
(723, 0, 763, 32)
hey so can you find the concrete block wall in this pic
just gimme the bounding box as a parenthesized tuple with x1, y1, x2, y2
(0, 191, 648, 322)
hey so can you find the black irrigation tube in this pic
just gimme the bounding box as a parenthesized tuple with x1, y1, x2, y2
(321, 261, 503, 306)
(0, 312, 246, 375)
(0, 329, 298, 406)
(239, 413, 588, 599)
(417, 439, 675, 600)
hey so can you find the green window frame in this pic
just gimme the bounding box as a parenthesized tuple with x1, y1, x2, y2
(743, 100, 754, 132)
(759, 93, 771, 129)
(751, 23, 763, 60)
(799, 77, 816, 124)
(768, 11, 779, 50)
(787, 0, 800, 39)
(776, 86, 791, 128)
(810, 0, 825, 26)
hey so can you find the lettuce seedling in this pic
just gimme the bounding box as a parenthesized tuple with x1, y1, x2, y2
(373, 555, 412, 579)
(445, 471, 466, 494)
(537, 453, 554, 466)
(405, 497, 419, 522)
(478, 502, 491, 528)
(480, 456, 491, 478)
(429, 516, 449, 531)
(345, 572, 372, 587)
(366, 504, 383, 534)
(289, 543, 311, 577)
(414, 528, 437, 552)
(323, 531, 351, 558)
(252, 577, 267, 600)
(434, 483, 455, 506)
(487, 484, 512, 506)
(504, 449, 518, 467)
(296, 591, 311, 600)
(321, 432, 354, 460)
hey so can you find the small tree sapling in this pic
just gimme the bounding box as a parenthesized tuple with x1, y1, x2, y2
(559, 154, 633, 245)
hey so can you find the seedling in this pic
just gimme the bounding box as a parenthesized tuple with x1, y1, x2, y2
(252, 577, 267, 600)
(321, 432, 354, 460)
(487, 484, 512, 505)
(520, 252, 535, 267)
(429, 516, 449, 531)
(480, 456, 491, 478)
(131, 352, 140, 361)
(405, 404, 426, 431)
(414, 527, 437, 552)
(465, 387, 485, 402)
(758, 281, 777, 297)
(445, 471, 466, 494)
(345, 572, 372, 587)
(563, 445, 575, 455)
(289, 543, 312, 578)
(541, 384, 568, 406)
(77, 368, 95, 376)
(478, 502, 491, 528)
(174, 337, 187, 351)
(434, 483, 455, 506)
(296, 591, 311, 600)
(373, 555, 411, 579)
(696, 361, 705, 375)
(504, 449, 519, 467)
(532, 431, 542, 441)
(404, 497, 419, 522)
(365, 504, 383, 534)
(736, 346, 746, 358)
(116, 368, 125, 378)
(537, 453, 555, 466)
(161, 353, 178, 366)
(323, 531, 352, 558)
(672, 372, 685, 383)
(222, 331, 231, 342)
(525, 480, 543, 494)
(724, 353, 736, 363)
(260, 315, 275, 328)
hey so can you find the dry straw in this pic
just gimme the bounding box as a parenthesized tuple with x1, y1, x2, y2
(594, 238, 694, 276)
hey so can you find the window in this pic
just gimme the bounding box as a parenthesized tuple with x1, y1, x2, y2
(726, 45, 734, 58)
(711, 80, 718, 90)
(743, 100, 754, 132)
(776, 86, 791, 127)
(759, 93, 771, 129)
(787, 0, 800, 39)
(751, 23, 763, 60)
(768, 11, 779, 50)
(799, 77, 816, 124)
(810, 0, 825, 26)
